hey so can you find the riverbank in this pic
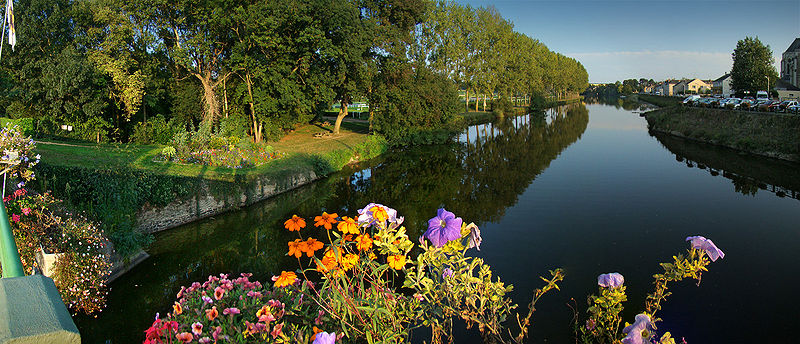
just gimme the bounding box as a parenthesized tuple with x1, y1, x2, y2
(644, 106, 800, 162)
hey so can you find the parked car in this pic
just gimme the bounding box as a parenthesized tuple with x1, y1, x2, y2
(683, 95, 701, 104)
(768, 101, 784, 112)
(778, 100, 799, 112)
(696, 97, 714, 107)
(787, 104, 800, 114)
(738, 99, 754, 110)
(756, 91, 769, 101)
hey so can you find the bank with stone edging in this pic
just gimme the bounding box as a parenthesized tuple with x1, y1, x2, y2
(644, 106, 800, 162)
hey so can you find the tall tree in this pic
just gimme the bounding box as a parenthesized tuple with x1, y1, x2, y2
(730, 36, 779, 95)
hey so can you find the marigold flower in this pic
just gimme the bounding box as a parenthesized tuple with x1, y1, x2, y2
(314, 212, 338, 229)
(317, 249, 339, 273)
(370, 206, 388, 223)
(341, 253, 358, 271)
(205, 306, 218, 321)
(172, 302, 183, 315)
(387, 255, 406, 270)
(273, 271, 298, 288)
(287, 239, 307, 258)
(176, 332, 193, 343)
(284, 215, 306, 232)
(337, 216, 359, 234)
(304, 238, 324, 257)
(355, 234, 373, 251)
(357, 203, 401, 226)
(311, 326, 324, 341)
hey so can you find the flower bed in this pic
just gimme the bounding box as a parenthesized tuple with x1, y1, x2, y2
(144, 204, 725, 344)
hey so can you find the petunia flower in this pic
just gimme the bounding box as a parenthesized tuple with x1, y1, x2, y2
(205, 306, 218, 321)
(597, 272, 625, 288)
(201, 296, 213, 304)
(172, 302, 183, 315)
(621, 314, 653, 344)
(442, 268, 454, 279)
(686, 236, 725, 262)
(214, 286, 225, 300)
(465, 222, 482, 251)
(176, 332, 193, 343)
(424, 208, 463, 248)
(222, 307, 240, 315)
(313, 331, 336, 344)
(270, 322, 284, 339)
(191, 322, 203, 336)
(284, 215, 306, 232)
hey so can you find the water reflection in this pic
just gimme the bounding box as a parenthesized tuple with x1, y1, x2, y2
(652, 131, 800, 200)
(75, 103, 589, 343)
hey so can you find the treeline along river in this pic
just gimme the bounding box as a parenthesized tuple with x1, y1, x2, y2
(76, 101, 800, 343)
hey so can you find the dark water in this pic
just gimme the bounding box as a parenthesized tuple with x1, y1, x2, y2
(76, 101, 800, 343)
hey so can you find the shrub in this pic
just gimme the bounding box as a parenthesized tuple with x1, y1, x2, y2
(131, 115, 184, 145)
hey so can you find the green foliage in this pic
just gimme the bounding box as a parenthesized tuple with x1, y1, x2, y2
(130, 115, 184, 145)
(730, 36, 779, 96)
(32, 163, 198, 256)
(372, 64, 461, 144)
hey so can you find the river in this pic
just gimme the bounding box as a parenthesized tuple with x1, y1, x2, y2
(76, 100, 800, 343)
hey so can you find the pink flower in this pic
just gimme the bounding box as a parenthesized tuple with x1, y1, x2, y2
(21, 208, 31, 215)
(270, 322, 283, 339)
(11, 214, 19, 223)
(222, 307, 240, 315)
(191, 322, 203, 336)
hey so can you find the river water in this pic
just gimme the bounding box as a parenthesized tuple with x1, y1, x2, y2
(76, 100, 800, 343)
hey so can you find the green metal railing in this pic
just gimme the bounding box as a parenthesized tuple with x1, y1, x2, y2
(0, 197, 24, 278)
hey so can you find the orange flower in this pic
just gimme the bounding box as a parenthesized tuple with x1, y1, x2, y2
(336, 216, 359, 234)
(311, 326, 323, 341)
(343, 234, 353, 242)
(370, 205, 388, 223)
(314, 212, 339, 230)
(341, 253, 359, 271)
(172, 302, 183, 315)
(317, 249, 339, 273)
(205, 306, 218, 321)
(284, 215, 306, 232)
(273, 271, 298, 288)
(387, 255, 406, 270)
(288, 239, 307, 258)
(355, 234, 373, 251)
(304, 238, 324, 257)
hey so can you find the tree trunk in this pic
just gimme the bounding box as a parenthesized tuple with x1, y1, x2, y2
(245, 74, 260, 143)
(334, 101, 348, 135)
(197, 73, 220, 123)
(223, 78, 229, 118)
(482, 93, 486, 112)
(465, 89, 470, 112)
(475, 91, 479, 112)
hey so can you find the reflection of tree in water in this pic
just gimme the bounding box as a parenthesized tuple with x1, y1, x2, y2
(584, 95, 655, 112)
(324, 103, 589, 236)
(653, 132, 800, 200)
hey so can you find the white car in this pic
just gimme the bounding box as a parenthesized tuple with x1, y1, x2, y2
(683, 95, 701, 104)
(756, 91, 769, 101)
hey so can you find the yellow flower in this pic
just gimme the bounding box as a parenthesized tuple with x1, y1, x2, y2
(337, 216, 359, 234)
(370, 206, 388, 223)
(355, 234, 373, 251)
(314, 212, 339, 230)
(273, 271, 298, 288)
(341, 253, 359, 271)
(284, 215, 306, 232)
(387, 255, 406, 270)
(172, 302, 183, 315)
(317, 249, 339, 273)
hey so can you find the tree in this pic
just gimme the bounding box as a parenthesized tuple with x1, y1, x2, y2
(730, 36, 778, 96)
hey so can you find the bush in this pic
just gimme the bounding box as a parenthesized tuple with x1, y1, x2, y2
(131, 115, 184, 145)
(491, 96, 514, 116)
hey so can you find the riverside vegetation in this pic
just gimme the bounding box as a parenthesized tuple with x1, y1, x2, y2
(143, 204, 725, 344)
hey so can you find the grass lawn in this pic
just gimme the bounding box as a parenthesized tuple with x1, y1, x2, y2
(34, 121, 371, 181)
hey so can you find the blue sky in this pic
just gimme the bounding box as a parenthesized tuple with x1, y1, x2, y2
(455, 0, 800, 83)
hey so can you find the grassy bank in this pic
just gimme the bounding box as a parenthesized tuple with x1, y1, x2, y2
(32, 121, 387, 256)
(637, 94, 683, 108)
(644, 106, 800, 161)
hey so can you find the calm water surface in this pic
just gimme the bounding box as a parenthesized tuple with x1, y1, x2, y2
(77, 101, 800, 343)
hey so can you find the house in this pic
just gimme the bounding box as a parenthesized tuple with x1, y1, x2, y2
(780, 38, 800, 88)
(655, 80, 678, 96)
(775, 79, 800, 101)
(712, 74, 734, 97)
(673, 80, 688, 95)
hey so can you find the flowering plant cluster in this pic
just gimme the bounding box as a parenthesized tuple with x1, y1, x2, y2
(3, 192, 112, 314)
(145, 204, 564, 343)
(578, 236, 725, 344)
(159, 136, 284, 169)
(0, 124, 40, 184)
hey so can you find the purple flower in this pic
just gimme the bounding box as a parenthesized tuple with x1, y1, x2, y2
(621, 314, 653, 344)
(465, 222, 482, 251)
(686, 236, 725, 262)
(597, 272, 625, 288)
(424, 208, 463, 248)
(202, 296, 213, 304)
(442, 268, 454, 278)
(222, 307, 240, 315)
(313, 331, 336, 344)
